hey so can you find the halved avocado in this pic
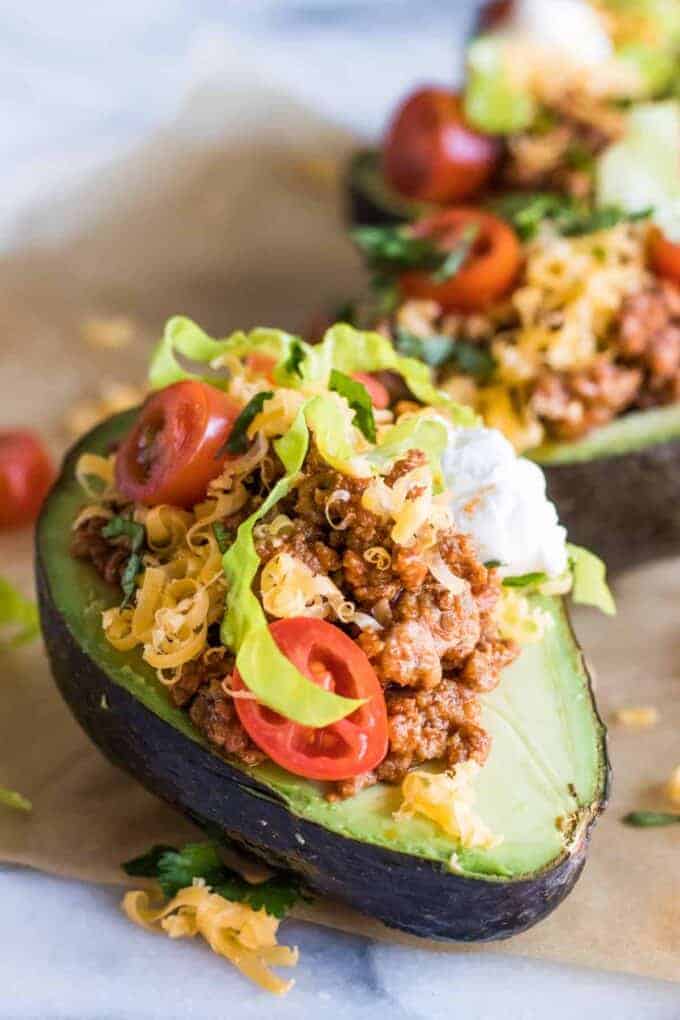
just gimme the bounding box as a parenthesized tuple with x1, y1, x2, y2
(346, 149, 438, 228)
(534, 404, 680, 573)
(35, 411, 608, 941)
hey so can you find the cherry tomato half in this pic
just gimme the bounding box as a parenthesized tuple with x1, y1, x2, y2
(382, 87, 500, 204)
(650, 227, 680, 287)
(115, 380, 242, 508)
(232, 618, 388, 781)
(399, 207, 522, 312)
(351, 372, 391, 410)
(0, 430, 54, 529)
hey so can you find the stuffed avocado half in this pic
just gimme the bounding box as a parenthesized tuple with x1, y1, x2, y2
(37, 320, 610, 941)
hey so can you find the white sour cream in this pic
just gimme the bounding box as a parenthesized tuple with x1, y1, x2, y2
(441, 425, 568, 578)
(498, 0, 613, 69)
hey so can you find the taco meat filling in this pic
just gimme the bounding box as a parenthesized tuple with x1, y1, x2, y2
(72, 443, 517, 799)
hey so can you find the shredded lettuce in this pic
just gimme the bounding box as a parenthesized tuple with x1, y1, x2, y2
(597, 101, 680, 242)
(221, 407, 363, 727)
(567, 544, 616, 616)
(463, 37, 536, 135)
(304, 394, 371, 477)
(366, 415, 449, 487)
(0, 576, 39, 651)
(149, 317, 298, 391)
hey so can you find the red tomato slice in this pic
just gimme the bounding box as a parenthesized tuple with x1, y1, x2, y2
(399, 207, 522, 312)
(115, 380, 242, 508)
(0, 430, 54, 529)
(382, 87, 500, 204)
(232, 618, 388, 781)
(351, 372, 391, 410)
(650, 227, 680, 286)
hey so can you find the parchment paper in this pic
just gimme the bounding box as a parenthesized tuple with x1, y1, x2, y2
(1, 80, 678, 983)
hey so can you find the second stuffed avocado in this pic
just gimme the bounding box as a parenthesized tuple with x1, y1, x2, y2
(37, 319, 611, 941)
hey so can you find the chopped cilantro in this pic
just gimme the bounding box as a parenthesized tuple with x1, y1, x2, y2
(329, 369, 377, 442)
(123, 841, 304, 918)
(352, 222, 476, 286)
(102, 516, 146, 608)
(622, 811, 680, 828)
(212, 522, 231, 554)
(489, 192, 653, 241)
(394, 329, 495, 381)
(282, 338, 307, 378)
(223, 391, 273, 455)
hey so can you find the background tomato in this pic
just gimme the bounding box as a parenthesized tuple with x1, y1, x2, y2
(399, 207, 522, 312)
(232, 618, 388, 781)
(115, 380, 242, 508)
(382, 87, 500, 203)
(0, 430, 54, 529)
(650, 227, 680, 287)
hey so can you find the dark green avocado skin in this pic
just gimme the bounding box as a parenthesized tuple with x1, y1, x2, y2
(35, 553, 592, 943)
(543, 438, 680, 574)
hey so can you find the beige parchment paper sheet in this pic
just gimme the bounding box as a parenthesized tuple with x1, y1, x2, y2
(0, 81, 678, 983)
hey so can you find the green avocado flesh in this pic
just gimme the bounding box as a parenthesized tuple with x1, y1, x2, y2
(532, 403, 680, 465)
(40, 412, 606, 881)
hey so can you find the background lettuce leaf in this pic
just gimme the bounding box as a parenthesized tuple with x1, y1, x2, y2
(567, 544, 616, 616)
(0, 576, 39, 651)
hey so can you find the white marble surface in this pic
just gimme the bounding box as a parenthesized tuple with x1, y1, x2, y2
(2, 3, 679, 1016)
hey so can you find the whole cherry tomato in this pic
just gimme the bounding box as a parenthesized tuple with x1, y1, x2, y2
(351, 372, 391, 409)
(399, 207, 522, 312)
(0, 430, 54, 529)
(650, 226, 680, 287)
(115, 380, 242, 508)
(232, 618, 389, 781)
(382, 87, 500, 204)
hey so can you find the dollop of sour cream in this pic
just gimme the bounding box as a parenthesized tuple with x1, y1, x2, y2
(498, 0, 613, 69)
(440, 425, 568, 578)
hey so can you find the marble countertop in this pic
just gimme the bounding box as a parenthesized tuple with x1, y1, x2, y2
(2, 2, 679, 1016)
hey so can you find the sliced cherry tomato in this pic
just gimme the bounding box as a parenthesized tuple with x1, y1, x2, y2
(399, 207, 522, 312)
(475, 0, 515, 32)
(382, 87, 500, 204)
(351, 372, 391, 410)
(0, 430, 54, 529)
(232, 618, 388, 781)
(650, 227, 680, 287)
(115, 380, 242, 508)
(245, 351, 278, 383)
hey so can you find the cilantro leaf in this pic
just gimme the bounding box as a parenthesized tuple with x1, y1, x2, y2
(0, 576, 39, 651)
(223, 391, 273, 455)
(123, 842, 304, 918)
(282, 339, 307, 378)
(329, 369, 376, 442)
(102, 516, 146, 608)
(490, 191, 653, 241)
(352, 223, 476, 285)
(502, 571, 548, 588)
(394, 329, 495, 381)
(212, 522, 231, 554)
(622, 811, 680, 828)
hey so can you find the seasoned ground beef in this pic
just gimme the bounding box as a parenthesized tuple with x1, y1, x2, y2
(74, 445, 518, 798)
(71, 515, 131, 585)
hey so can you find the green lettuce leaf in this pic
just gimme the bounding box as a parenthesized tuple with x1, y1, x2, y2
(123, 842, 303, 917)
(329, 369, 376, 442)
(567, 543, 616, 616)
(597, 101, 680, 242)
(301, 324, 477, 426)
(463, 37, 536, 135)
(0, 576, 39, 651)
(221, 406, 363, 727)
(365, 415, 449, 487)
(0, 786, 31, 812)
(148, 317, 299, 391)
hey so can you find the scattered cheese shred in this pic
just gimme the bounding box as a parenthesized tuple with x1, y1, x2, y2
(612, 706, 659, 729)
(260, 552, 346, 621)
(395, 763, 503, 851)
(495, 589, 551, 645)
(122, 885, 298, 996)
(666, 765, 680, 807)
(361, 465, 452, 547)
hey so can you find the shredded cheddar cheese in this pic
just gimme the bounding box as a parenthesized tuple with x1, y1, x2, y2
(495, 589, 551, 645)
(396, 763, 503, 850)
(666, 765, 680, 807)
(613, 706, 659, 729)
(122, 884, 298, 995)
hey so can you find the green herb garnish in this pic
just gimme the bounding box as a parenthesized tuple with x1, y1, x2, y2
(224, 391, 274, 455)
(394, 329, 495, 381)
(212, 522, 231, 554)
(123, 842, 304, 918)
(622, 811, 680, 828)
(503, 571, 548, 589)
(102, 516, 146, 608)
(282, 338, 307, 378)
(352, 222, 477, 286)
(489, 192, 652, 241)
(329, 368, 377, 442)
